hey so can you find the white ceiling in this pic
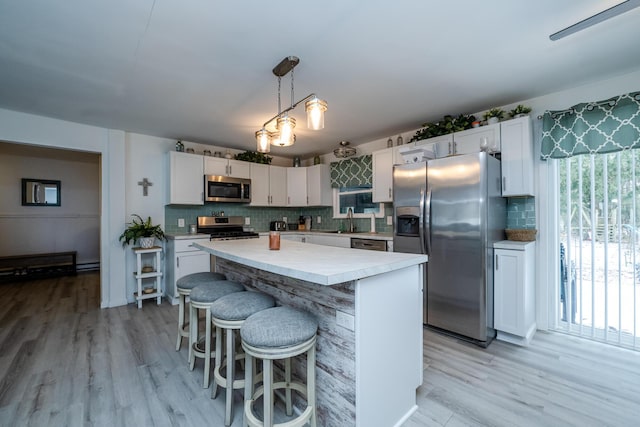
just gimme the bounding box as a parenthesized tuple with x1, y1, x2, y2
(1, 1, 639, 158)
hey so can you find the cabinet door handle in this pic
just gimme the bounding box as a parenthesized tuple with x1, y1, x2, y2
(448, 142, 452, 155)
(503, 177, 506, 191)
(495, 254, 498, 270)
(177, 258, 180, 268)
(389, 188, 392, 198)
(229, 165, 232, 175)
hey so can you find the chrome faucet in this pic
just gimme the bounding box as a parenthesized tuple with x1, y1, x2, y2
(347, 207, 354, 233)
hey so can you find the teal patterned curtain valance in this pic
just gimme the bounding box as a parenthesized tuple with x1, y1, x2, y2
(540, 91, 640, 159)
(330, 155, 372, 187)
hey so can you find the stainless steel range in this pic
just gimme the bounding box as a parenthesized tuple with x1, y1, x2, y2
(197, 216, 259, 240)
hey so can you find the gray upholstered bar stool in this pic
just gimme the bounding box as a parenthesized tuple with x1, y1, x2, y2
(175, 272, 226, 352)
(189, 280, 245, 388)
(241, 306, 318, 427)
(210, 291, 276, 426)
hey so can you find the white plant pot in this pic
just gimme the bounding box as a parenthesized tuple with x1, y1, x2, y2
(487, 117, 500, 125)
(138, 237, 155, 248)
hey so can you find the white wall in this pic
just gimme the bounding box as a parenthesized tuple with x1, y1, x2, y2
(0, 143, 100, 265)
(0, 108, 127, 308)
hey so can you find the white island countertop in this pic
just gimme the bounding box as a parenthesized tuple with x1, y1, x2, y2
(193, 236, 427, 286)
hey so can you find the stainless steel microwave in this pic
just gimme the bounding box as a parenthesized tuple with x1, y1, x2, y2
(204, 175, 251, 203)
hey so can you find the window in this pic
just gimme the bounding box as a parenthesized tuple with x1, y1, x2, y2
(333, 186, 384, 218)
(557, 150, 640, 349)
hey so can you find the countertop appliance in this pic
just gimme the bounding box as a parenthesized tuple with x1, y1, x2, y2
(300, 215, 312, 230)
(351, 238, 387, 251)
(270, 220, 287, 231)
(204, 175, 251, 203)
(197, 216, 259, 240)
(393, 152, 506, 346)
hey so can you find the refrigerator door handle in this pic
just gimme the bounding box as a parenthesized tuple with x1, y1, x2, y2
(419, 188, 426, 255)
(424, 186, 432, 256)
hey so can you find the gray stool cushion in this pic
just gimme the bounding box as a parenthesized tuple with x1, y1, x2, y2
(177, 272, 226, 291)
(241, 307, 318, 348)
(211, 292, 276, 321)
(190, 280, 245, 303)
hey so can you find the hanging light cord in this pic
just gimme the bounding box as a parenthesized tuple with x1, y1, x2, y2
(277, 76, 282, 114)
(290, 68, 295, 109)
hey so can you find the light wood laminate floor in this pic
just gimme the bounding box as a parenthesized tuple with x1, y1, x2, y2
(1, 273, 639, 426)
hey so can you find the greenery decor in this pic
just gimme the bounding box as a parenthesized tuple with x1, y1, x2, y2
(509, 104, 532, 118)
(234, 150, 272, 164)
(483, 108, 505, 120)
(410, 114, 476, 141)
(118, 214, 166, 247)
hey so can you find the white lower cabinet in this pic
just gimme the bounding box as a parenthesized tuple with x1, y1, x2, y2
(306, 234, 351, 248)
(494, 240, 536, 346)
(281, 233, 308, 243)
(166, 237, 210, 305)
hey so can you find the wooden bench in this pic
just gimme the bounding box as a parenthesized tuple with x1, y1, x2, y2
(0, 251, 77, 282)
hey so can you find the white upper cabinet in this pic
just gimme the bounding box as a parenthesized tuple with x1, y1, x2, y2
(307, 164, 332, 206)
(373, 148, 394, 202)
(287, 167, 308, 206)
(250, 164, 287, 206)
(453, 123, 501, 155)
(287, 164, 332, 207)
(204, 157, 251, 179)
(414, 134, 454, 158)
(167, 151, 204, 205)
(500, 116, 534, 197)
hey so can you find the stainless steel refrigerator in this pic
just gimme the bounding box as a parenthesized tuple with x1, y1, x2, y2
(393, 152, 506, 346)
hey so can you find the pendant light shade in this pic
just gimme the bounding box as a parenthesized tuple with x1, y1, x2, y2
(255, 56, 328, 152)
(305, 96, 328, 130)
(275, 115, 296, 147)
(256, 128, 271, 153)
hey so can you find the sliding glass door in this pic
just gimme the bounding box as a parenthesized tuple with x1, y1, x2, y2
(557, 150, 640, 349)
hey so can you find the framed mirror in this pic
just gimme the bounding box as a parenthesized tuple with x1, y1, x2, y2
(21, 178, 61, 206)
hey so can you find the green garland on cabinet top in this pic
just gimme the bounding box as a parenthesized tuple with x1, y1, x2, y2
(410, 113, 476, 141)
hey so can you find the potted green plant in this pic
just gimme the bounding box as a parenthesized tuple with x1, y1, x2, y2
(483, 108, 505, 124)
(234, 150, 272, 164)
(119, 214, 166, 248)
(410, 113, 476, 141)
(508, 104, 532, 118)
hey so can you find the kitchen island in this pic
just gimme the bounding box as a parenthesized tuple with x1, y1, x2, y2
(193, 236, 427, 427)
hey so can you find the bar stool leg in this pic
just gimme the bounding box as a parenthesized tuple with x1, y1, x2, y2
(263, 359, 273, 427)
(285, 358, 292, 416)
(309, 345, 317, 427)
(189, 304, 197, 370)
(203, 307, 212, 388)
(176, 293, 185, 351)
(243, 351, 254, 427)
(212, 325, 222, 398)
(225, 327, 235, 426)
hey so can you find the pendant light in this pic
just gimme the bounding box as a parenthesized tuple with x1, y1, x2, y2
(256, 56, 328, 152)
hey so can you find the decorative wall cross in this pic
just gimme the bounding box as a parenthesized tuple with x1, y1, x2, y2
(138, 178, 153, 196)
